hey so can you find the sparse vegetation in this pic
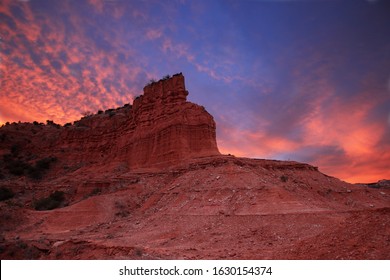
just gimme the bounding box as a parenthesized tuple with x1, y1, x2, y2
(162, 74, 171, 80)
(145, 74, 176, 87)
(105, 108, 115, 117)
(36, 157, 57, 170)
(3, 153, 57, 180)
(135, 248, 143, 257)
(0, 187, 14, 201)
(90, 187, 101, 196)
(4, 156, 30, 176)
(27, 157, 57, 180)
(115, 201, 130, 217)
(33, 191, 65, 211)
(280, 175, 289, 182)
(145, 78, 157, 87)
(11, 144, 20, 156)
(82, 111, 93, 118)
(46, 120, 61, 128)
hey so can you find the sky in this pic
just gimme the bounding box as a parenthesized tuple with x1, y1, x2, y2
(0, 0, 389, 183)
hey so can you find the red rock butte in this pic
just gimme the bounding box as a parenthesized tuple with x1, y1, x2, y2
(58, 73, 219, 169)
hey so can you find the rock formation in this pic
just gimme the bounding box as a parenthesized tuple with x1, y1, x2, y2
(0, 73, 220, 170)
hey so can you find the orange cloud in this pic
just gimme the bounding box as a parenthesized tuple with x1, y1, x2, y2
(0, 0, 150, 125)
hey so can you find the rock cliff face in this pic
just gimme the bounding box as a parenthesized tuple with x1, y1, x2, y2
(122, 73, 220, 168)
(0, 73, 219, 170)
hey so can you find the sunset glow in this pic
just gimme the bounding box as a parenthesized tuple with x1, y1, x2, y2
(1, 0, 389, 183)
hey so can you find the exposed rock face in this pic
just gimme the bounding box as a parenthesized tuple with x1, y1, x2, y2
(0, 73, 219, 170)
(121, 73, 220, 168)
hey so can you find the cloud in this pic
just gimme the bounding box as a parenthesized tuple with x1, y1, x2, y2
(146, 29, 163, 40)
(0, 0, 152, 125)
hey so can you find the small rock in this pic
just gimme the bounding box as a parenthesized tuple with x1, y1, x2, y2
(31, 241, 50, 251)
(380, 192, 386, 195)
(347, 190, 352, 193)
(53, 240, 66, 247)
(369, 204, 374, 208)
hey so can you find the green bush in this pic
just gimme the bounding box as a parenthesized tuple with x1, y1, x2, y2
(0, 187, 14, 201)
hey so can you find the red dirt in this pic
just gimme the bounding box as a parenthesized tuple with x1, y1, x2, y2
(0, 155, 389, 260)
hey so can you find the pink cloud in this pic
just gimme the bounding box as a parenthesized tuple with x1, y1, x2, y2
(146, 29, 163, 40)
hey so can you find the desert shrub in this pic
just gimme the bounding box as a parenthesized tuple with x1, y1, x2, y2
(145, 79, 157, 87)
(36, 157, 57, 170)
(27, 167, 43, 180)
(97, 110, 103, 114)
(82, 111, 93, 117)
(34, 191, 65, 211)
(162, 74, 171, 80)
(11, 144, 20, 156)
(64, 122, 72, 127)
(46, 120, 61, 129)
(135, 248, 143, 257)
(90, 187, 101, 196)
(6, 159, 30, 176)
(0, 187, 14, 201)
(280, 175, 289, 182)
(27, 157, 57, 180)
(115, 201, 129, 217)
